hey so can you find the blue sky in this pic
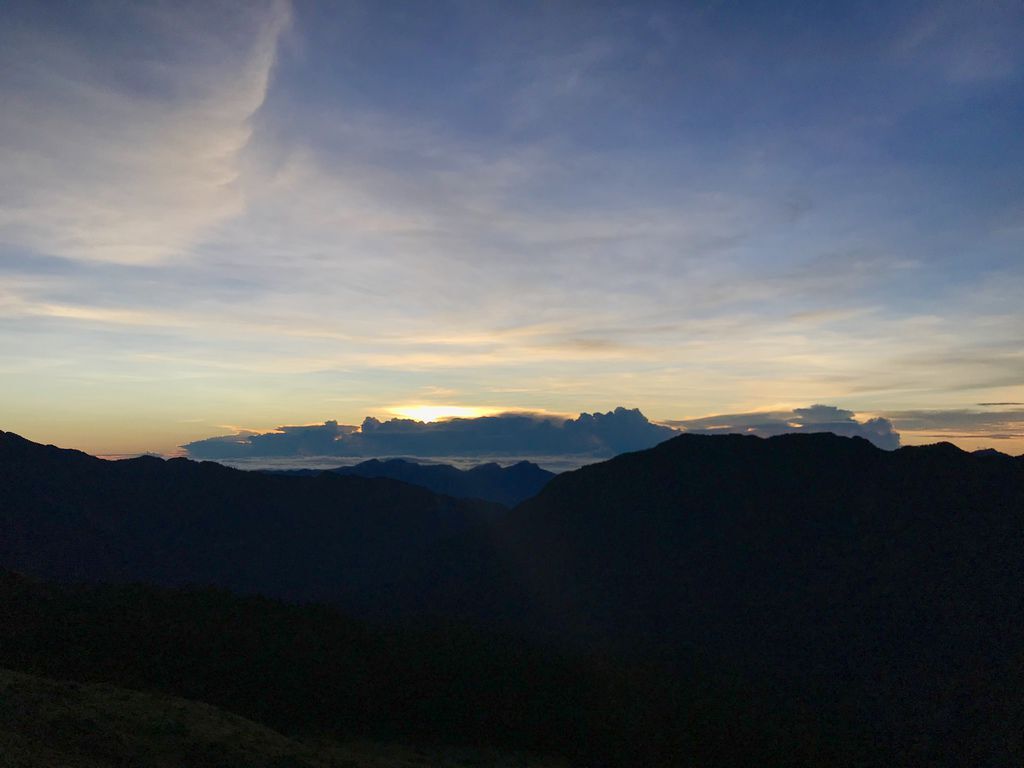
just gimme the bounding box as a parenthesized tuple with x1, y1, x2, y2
(1, 0, 1022, 455)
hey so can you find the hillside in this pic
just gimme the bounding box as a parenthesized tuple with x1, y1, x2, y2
(0, 667, 562, 768)
(0, 666, 333, 768)
(0, 571, 806, 767)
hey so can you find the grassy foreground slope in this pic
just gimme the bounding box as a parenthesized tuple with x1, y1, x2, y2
(1, 574, 669, 766)
(0, 667, 561, 768)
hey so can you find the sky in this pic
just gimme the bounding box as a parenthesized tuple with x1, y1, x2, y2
(1, 0, 1022, 457)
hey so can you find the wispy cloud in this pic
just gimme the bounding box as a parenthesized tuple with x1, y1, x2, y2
(882, 407, 1024, 436)
(0, 0, 290, 264)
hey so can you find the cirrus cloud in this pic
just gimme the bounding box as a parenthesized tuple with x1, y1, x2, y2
(0, 0, 290, 264)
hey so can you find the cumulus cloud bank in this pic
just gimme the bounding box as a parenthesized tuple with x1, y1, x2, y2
(183, 403, 903, 462)
(183, 407, 678, 461)
(664, 405, 901, 450)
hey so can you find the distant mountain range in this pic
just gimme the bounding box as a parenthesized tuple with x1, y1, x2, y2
(2, 428, 1022, 765)
(267, 458, 555, 506)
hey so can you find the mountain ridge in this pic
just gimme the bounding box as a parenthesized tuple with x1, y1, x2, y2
(0, 429, 502, 603)
(268, 457, 555, 506)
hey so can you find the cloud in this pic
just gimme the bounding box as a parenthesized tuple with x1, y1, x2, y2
(0, 0, 290, 264)
(183, 403, 906, 462)
(183, 407, 677, 461)
(881, 407, 1024, 439)
(664, 404, 901, 450)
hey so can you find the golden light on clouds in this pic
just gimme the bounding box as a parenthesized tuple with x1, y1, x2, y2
(388, 405, 502, 423)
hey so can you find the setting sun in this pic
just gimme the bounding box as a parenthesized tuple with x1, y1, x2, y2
(388, 405, 501, 423)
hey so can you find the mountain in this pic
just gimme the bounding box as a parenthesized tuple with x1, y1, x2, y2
(482, 433, 1024, 765)
(272, 458, 555, 506)
(361, 433, 1024, 764)
(0, 430, 501, 603)
(498, 433, 1024, 635)
(3, 428, 1023, 764)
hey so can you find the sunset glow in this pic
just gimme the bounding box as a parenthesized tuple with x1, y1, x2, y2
(388, 405, 501, 423)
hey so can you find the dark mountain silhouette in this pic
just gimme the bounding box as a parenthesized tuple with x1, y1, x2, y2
(0, 430, 501, 604)
(2, 428, 1023, 764)
(973, 447, 1012, 458)
(369, 433, 1024, 765)
(497, 434, 1024, 765)
(270, 458, 555, 506)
